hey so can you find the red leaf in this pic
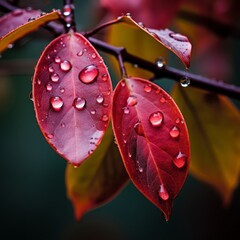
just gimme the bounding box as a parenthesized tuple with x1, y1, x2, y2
(148, 28, 192, 68)
(0, 8, 41, 38)
(33, 32, 112, 166)
(112, 77, 190, 220)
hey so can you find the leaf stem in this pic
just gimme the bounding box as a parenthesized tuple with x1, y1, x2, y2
(62, 0, 76, 32)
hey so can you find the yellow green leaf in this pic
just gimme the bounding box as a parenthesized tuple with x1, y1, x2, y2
(65, 124, 129, 220)
(0, 10, 61, 53)
(172, 85, 240, 204)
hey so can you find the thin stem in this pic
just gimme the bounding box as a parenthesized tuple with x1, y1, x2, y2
(62, 0, 76, 32)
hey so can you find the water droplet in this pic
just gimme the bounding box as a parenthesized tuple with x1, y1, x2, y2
(127, 96, 138, 106)
(121, 81, 126, 87)
(40, 12, 47, 16)
(28, 17, 35, 22)
(159, 184, 169, 201)
(128, 152, 132, 158)
(123, 107, 130, 114)
(60, 60, 72, 72)
(8, 44, 14, 49)
(61, 122, 65, 128)
(37, 79, 41, 85)
(180, 76, 190, 87)
(144, 84, 152, 93)
(90, 109, 96, 115)
(101, 74, 108, 81)
(169, 126, 180, 138)
(62, 5, 72, 16)
(173, 152, 187, 168)
(102, 114, 109, 122)
(126, 12, 131, 17)
(169, 32, 188, 42)
(46, 83, 53, 91)
(149, 111, 164, 127)
(79, 65, 99, 84)
(136, 160, 143, 172)
(73, 97, 86, 110)
(138, 22, 145, 28)
(77, 50, 84, 56)
(54, 56, 61, 63)
(156, 57, 166, 68)
(51, 73, 60, 82)
(50, 96, 64, 111)
(96, 95, 104, 104)
(160, 97, 166, 103)
(60, 87, 65, 93)
(47, 133, 54, 139)
(48, 66, 54, 73)
(91, 53, 97, 59)
(176, 118, 181, 124)
(134, 122, 144, 136)
(12, 9, 23, 16)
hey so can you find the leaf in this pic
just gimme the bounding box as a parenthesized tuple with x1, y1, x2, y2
(0, 9, 61, 53)
(171, 85, 240, 204)
(33, 32, 112, 166)
(66, 124, 129, 220)
(112, 77, 190, 220)
(103, 15, 192, 68)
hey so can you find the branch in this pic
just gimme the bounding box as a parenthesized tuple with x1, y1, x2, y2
(178, 10, 240, 39)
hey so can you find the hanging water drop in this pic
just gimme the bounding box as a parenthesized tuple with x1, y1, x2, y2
(169, 126, 180, 138)
(8, 44, 14, 49)
(169, 32, 188, 42)
(79, 65, 99, 84)
(127, 96, 138, 107)
(149, 111, 164, 127)
(144, 84, 152, 93)
(173, 152, 187, 168)
(46, 83, 53, 91)
(96, 95, 104, 104)
(159, 184, 169, 201)
(180, 76, 190, 87)
(155, 57, 166, 68)
(51, 73, 60, 83)
(73, 97, 86, 110)
(60, 60, 72, 72)
(50, 96, 64, 111)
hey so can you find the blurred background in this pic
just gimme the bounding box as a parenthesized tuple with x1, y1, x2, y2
(0, 0, 240, 239)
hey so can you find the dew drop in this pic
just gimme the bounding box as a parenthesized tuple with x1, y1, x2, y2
(102, 114, 109, 122)
(12, 9, 23, 16)
(101, 74, 108, 81)
(79, 65, 99, 84)
(180, 76, 190, 87)
(125, 12, 131, 17)
(138, 22, 145, 28)
(176, 118, 181, 124)
(91, 53, 97, 59)
(169, 126, 180, 138)
(159, 184, 169, 201)
(50, 96, 64, 111)
(48, 66, 54, 73)
(46, 83, 53, 91)
(51, 73, 60, 83)
(73, 97, 86, 110)
(60, 60, 72, 72)
(54, 56, 61, 63)
(90, 109, 96, 115)
(62, 5, 72, 16)
(40, 12, 47, 16)
(123, 107, 130, 114)
(47, 133, 54, 139)
(149, 111, 164, 127)
(61, 122, 65, 128)
(128, 152, 132, 158)
(144, 84, 152, 93)
(77, 50, 84, 56)
(28, 17, 35, 22)
(160, 96, 166, 103)
(96, 95, 104, 104)
(127, 96, 138, 106)
(169, 32, 188, 42)
(8, 44, 14, 49)
(60, 87, 65, 93)
(136, 160, 143, 173)
(155, 57, 166, 68)
(121, 81, 126, 87)
(134, 122, 144, 136)
(173, 152, 187, 168)
(37, 79, 41, 85)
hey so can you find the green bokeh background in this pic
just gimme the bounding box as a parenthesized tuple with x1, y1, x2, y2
(0, 1, 240, 239)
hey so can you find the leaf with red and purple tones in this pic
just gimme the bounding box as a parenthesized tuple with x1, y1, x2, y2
(33, 32, 112, 167)
(112, 77, 190, 220)
(0, 9, 61, 53)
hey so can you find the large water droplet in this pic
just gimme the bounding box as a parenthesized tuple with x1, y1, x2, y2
(156, 57, 166, 68)
(46, 83, 53, 91)
(96, 95, 104, 104)
(169, 32, 188, 42)
(51, 73, 60, 82)
(79, 65, 99, 84)
(73, 97, 86, 110)
(134, 122, 144, 136)
(149, 111, 164, 127)
(173, 152, 187, 168)
(127, 96, 138, 107)
(169, 126, 180, 138)
(60, 60, 72, 72)
(159, 184, 169, 201)
(144, 84, 152, 93)
(180, 76, 190, 87)
(50, 96, 63, 111)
